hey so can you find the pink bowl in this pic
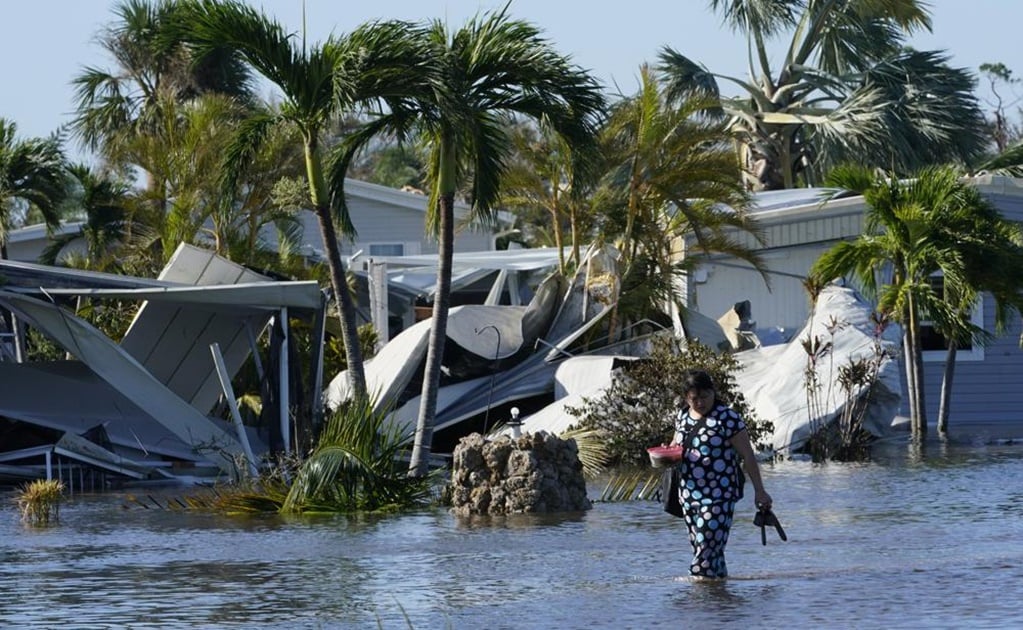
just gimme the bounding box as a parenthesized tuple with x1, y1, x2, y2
(646, 445, 683, 468)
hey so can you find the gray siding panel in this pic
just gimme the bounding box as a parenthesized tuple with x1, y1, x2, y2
(900, 297, 1023, 429)
(294, 196, 493, 258)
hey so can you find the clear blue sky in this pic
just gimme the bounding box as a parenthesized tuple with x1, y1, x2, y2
(2, 0, 1021, 160)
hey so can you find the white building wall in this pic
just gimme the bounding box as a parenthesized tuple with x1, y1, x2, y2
(691, 246, 825, 335)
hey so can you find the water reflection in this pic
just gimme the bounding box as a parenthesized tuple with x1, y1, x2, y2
(2, 442, 1023, 628)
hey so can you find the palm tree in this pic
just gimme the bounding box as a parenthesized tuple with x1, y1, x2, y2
(0, 122, 67, 246)
(923, 190, 1023, 435)
(810, 164, 1023, 437)
(0, 119, 67, 361)
(172, 0, 432, 402)
(594, 66, 765, 335)
(39, 163, 132, 270)
(0, 119, 67, 258)
(659, 0, 987, 190)
(338, 9, 605, 476)
(499, 121, 601, 275)
(71, 0, 252, 169)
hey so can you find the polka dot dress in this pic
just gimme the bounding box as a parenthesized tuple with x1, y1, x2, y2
(675, 403, 746, 578)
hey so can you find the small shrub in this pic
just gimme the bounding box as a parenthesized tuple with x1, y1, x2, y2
(566, 337, 772, 467)
(801, 310, 893, 462)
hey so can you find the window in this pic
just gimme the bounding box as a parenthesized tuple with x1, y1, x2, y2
(368, 243, 404, 257)
(919, 274, 984, 362)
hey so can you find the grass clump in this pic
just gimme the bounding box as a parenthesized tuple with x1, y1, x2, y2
(17, 479, 65, 526)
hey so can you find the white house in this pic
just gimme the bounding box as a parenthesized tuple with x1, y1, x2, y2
(5, 178, 499, 264)
(311, 178, 497, 258)
(686, 175, 1023, 439)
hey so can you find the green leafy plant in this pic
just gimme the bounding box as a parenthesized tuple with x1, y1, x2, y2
(202, 398, 436, 515)
(566, 337, 771, 467)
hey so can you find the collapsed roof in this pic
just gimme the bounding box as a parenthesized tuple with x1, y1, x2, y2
(0, 243, 324, 480)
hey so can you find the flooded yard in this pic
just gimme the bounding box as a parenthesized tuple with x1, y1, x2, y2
(2, 439, 1022, 629)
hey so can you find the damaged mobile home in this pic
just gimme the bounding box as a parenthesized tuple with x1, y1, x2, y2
(0, 244, 324, 487)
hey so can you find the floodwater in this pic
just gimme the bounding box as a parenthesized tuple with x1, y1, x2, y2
(3, 439, 1023, 629)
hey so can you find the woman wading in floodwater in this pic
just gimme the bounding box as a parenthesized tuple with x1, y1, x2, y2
(671, 370, 772, 579)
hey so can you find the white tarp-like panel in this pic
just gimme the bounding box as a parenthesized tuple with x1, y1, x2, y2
(387, 375, 493, 436)
(367, 247, 568, 272)
(445, 305, 529, 360)
(516, 356, 623, 436)
(732, 284, 903, 452)
(0, 291, 246, 472)
(325, 315, 432, 410)
(327, 272, 563, 413)
(430, 359, 560, 432)
(326, 304, 541, 414)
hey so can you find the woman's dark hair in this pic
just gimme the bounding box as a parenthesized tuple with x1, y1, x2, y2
(681, 369, 725, 410)
(682, 369, 715, 395)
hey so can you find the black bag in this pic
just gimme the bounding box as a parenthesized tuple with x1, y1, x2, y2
(661, 466, 684, 518)
(753, 507, 787, 545)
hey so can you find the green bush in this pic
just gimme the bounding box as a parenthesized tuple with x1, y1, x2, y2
(566, 336, 772, 467)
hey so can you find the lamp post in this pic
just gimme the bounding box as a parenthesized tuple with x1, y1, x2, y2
(474, 324, 501, 435)
(508, 407, 522, 439)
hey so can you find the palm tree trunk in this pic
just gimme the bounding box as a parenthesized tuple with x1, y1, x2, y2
(569, 205, 581, 270)
(409, 192, 454, 477)
(305, 142, 367, 401)
(550, 201, 565, 275)
(937, 343, 957, 436)
(905, 297, 928, 437)
(902, 328, 918, 431)
(314, 207, 367, 398)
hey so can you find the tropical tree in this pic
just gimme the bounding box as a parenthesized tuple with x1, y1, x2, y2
(71, 0, 253, 173)
(659, 0, 987, 190)
(924, 189, 1023, 435)
(0, 119, 67, 362)
(172, 0, 432, 402)
(338, 9, 606, 476)
(977, 62, 1023, 155)
(593, 66, 764, 335)
(107, 93, 307, 268)
(0, 119, 67, 258)
(810, 164, 1023, 437)
(499, 120, 601, 275)
(39, 163, 132, 270)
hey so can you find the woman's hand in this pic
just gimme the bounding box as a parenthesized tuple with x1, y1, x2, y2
(755, 490, 773, 511)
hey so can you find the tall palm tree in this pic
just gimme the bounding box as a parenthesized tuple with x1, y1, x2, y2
(0, 119, 67, 258)
(173, 0, 432, 401)
(338, 9, 606, 475)
(0, 119, 67, 362)
(810, 165, 1022, 437)
(659, 0, 987, 190)
(594, 66, 765, 335)
(71, 0, 252, 169)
